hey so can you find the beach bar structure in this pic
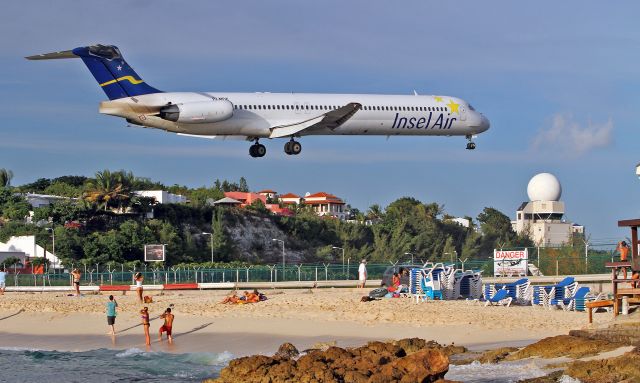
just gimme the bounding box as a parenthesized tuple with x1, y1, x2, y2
(592, 219, 640, 320)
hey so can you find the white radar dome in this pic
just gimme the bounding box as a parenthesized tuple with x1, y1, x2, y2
(527, 173, 562, 201)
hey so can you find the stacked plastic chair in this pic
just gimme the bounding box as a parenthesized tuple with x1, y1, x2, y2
(454, 271, 483, 300)
(440, 266, 457, 300)
(550, 286, 590, 311)
(533, 277, 577, 308)
(494, 278, 532, 305)
(411, 263, 447, 302)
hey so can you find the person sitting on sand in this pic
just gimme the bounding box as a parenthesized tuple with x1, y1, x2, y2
(220, 292, 240, 304)
(159, 307, 174, 343)
(245, 290, 260, 303)
(140, 307, 151, 345)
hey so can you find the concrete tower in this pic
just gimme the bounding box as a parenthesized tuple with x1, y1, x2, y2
(512, 173, 584, 247)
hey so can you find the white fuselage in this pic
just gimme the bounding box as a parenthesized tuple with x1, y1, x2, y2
(99, 92, 490, 139)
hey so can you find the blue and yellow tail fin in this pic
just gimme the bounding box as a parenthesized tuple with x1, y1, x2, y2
(26, 44, 161, 100)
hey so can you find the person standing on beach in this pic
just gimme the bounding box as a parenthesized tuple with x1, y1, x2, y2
(159, 307, 174, 343)
(616, 241, 630, 280)
(106, 295, 118, 335)
(140, 306, 151, 345)
(0, 267, 6, 295)
(71, 269, 81, 296)
(134, 272, 144, 303)
(358, 259, 367, 288)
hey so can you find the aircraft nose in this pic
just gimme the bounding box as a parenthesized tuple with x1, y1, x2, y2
(479, 114, 490, 132)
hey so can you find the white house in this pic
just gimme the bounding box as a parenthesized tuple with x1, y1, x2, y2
(134, 190, 188, 204)
(0, 236, 61, 268)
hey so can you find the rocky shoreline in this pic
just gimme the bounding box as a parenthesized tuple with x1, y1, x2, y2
(205, 316, 640, 383)
(207, 338, 461, 383)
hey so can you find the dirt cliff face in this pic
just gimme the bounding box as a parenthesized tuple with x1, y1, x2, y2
(207, 338, 456, 383)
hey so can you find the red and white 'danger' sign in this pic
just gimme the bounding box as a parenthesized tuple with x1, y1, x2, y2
(494, 249, 528, 277)
(494, 250, 528, 260)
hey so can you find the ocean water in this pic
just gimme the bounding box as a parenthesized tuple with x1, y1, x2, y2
(446, 360, 582, 383)
(0, 347, 233, 383)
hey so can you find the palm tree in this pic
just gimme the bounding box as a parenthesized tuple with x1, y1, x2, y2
(0, 168, 13, 187)
(366, 204, 383, 220)
(84, 170, 133, 211)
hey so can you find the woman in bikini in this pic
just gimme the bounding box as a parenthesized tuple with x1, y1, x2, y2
(134, 273, 144, 303)
(140, 307, 150, 345)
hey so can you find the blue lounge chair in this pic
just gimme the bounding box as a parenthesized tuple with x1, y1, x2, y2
(550, 286, 590, 311)
(484, 288, 512, 307)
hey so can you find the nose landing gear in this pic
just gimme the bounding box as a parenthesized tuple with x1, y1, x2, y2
(284, 139, 302, 155)
(465, 135, 476, 150)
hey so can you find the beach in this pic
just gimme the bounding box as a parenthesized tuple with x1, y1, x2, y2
(0, 287, 606, 356)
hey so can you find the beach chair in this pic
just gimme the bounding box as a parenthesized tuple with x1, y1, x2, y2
(533, 277, 576, 308)
(414, 271, 443, 303)
(550, 286, 590, 311)
(454, 271, 483, 300)
(484, 288, 512, 307)
(495, 278, 531, 305)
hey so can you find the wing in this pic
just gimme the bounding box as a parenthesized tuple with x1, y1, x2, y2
(269, 102, 361, 138)
(176, 133, 251, 141)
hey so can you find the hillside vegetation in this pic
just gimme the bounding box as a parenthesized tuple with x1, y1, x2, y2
(0, 168, 534, 268)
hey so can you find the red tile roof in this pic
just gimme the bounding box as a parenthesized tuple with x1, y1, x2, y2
(279, 193, 301, 199)
(305, 192, 338, 199)
(258, 189, 277, 194)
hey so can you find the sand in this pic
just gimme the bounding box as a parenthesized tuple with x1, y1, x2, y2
(0, 288, 608, 356)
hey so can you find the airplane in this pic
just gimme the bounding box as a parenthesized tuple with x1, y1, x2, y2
(27, 44, 490, 158)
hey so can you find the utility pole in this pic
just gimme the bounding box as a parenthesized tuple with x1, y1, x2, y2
(273, 239, 285, 280)
(332, 246, 345, 275)
(202, 232, 213, 263)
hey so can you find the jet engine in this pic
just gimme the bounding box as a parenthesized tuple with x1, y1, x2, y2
(159, 99, 233, 123)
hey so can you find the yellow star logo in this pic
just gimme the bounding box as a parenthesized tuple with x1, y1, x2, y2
(434, 96, 443, 102)
(447, 100, 460, 113)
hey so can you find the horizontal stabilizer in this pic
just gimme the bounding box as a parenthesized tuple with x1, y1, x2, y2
(25, 50, 78, 60)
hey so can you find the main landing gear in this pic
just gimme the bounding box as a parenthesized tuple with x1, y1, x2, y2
(249, 140, 266, 158)
(284, 139, 302, 155)
(465, 135, 476, 150)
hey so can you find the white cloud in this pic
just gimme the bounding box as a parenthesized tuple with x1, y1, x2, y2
(532, 114, 613, 156)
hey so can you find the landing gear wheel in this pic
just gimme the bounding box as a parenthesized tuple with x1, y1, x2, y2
(290, 141, 302, 155)
(249, 143, 266, 157)
(465, 135, 476, 150)
(284, 140, 302, 155)
(255, 144, 266, 157)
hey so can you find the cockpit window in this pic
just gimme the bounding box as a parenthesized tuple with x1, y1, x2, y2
(468, 104, 476, 111)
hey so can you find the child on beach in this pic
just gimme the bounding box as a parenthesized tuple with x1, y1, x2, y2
(159, 307, 174, 343)
(140, 307, 150, 345)
(106, 295, 118, 335)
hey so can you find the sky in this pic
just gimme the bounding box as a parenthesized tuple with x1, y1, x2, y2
(0, 1, 639, 245)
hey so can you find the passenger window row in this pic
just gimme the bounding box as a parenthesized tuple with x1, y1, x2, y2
(233, 104, 448, 112)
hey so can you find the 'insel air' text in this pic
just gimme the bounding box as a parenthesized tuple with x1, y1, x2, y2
(391, 112, 456, 129)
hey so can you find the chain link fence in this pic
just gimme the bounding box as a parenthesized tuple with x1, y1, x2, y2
(3, 249, 619, 287)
